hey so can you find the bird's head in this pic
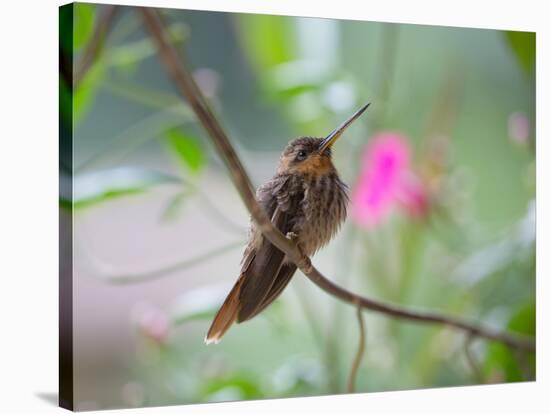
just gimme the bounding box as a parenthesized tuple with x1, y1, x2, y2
(277, 103, 370, 176)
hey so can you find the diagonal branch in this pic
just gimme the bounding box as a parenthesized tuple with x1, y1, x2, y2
(139, 7, 535, 353)
(74, 5, 118, 86)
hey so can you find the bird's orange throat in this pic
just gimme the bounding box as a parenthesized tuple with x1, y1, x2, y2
(293, 154, 335, 176)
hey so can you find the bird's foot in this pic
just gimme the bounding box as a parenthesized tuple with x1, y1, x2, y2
(285, 233, 312, 273)
(298, 255, 313, 274)
(285, 231, 298, 241)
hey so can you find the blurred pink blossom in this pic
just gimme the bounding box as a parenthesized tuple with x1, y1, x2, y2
(137, 307, 170, 345)
(351, 132, 429, 228)
(396, 173, 430, 219)
(508, 112, 530, 145)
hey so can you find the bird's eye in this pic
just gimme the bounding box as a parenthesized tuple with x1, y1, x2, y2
(296, 150, 307, 161)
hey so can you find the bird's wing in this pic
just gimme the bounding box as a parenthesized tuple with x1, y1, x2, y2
(237, 203, 293, 321)
(206, 175, 296, 342)
(238, 262, 297, 322)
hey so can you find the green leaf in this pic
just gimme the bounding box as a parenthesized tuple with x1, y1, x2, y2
(68, 4, 104, 124)
(165, 128, 205, 174)
(74, 3, 96, 50)
(236, 14, 297, 72)
(202, 374, 263, 401)
(508, 301, 536, 336)
(505, 31, 536, 75)
(235, 14, 299, 100)
(483, 301, 535, 382)
(74, 60, 104, 123)
(266, 60, 326, 99)
(61, 167, 181, 210)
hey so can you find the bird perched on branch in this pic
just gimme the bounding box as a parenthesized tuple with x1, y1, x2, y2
(206, 103, 370, 344)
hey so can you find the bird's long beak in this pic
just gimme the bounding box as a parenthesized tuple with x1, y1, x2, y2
(318, 103, 371, 154)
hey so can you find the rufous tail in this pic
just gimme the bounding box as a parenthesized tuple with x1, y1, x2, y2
(204, 279, 242, 344)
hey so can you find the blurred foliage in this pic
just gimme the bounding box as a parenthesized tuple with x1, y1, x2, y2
(65, 4, 536, 410)
(484, 302, 535, 382)
(236, 15, 297, 73)
(108, 22, 188, 75)
(74, 4, 97, 50)
(59, 75, 73, 128)
(59, 5, 74, 129)
(59, 5, 74, 55)
(235, 14, 358, 135)
(505, 31, 536, 75)
(74, 61, 105, 123)
(61, 167, 181, 210)
(165, 128, 205, 175)
(201, 375, 263, 401)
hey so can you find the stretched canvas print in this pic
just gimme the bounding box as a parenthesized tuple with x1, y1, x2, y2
(59, 2, 536, 411)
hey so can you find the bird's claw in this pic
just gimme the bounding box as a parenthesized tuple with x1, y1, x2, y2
(284, 232, 311, 272)
(299, 255, 313, 274)
(285, 231, 298, 240)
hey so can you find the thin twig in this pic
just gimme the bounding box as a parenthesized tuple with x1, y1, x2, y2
(464, 334, 484, 383)
(74, 5, 118, 86)
(102, 77, 188, 112)
(347, 302, 366, 393)
(325, 227, 359, 392)
(513, 348, 534, 380)
(193, 187, 247, 235)
(139, 7, 536, 354)
(92, 240, 243, 284)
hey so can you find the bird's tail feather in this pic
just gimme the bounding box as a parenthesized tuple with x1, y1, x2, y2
(205, 278, 242, 344)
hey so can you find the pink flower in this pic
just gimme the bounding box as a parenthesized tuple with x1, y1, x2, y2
(351, 132, 429, 228)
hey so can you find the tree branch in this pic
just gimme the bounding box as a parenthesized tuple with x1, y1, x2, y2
(74, 5, 118, 86)
(139, 7, 535, 353)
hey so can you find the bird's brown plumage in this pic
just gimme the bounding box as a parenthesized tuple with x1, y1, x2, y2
(205, 138, 349, 344)
(206, 103, 369, 344)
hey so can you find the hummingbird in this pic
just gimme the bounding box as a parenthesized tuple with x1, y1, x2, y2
(205, 103, 370, 344)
